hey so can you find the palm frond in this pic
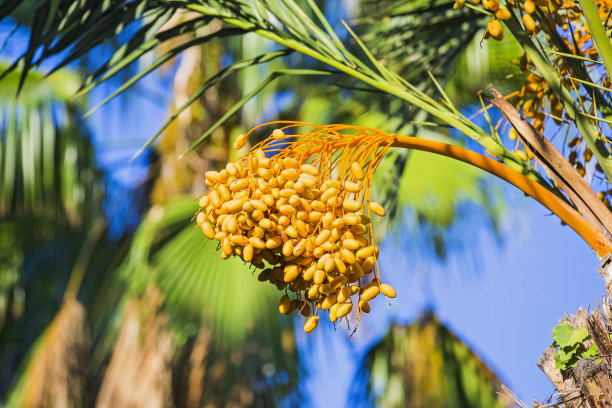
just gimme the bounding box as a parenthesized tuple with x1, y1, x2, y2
(82, 26, 251, 116)
(104, 197, 301, 402)
(351, 311, 511, 408)
(0, 0, 172, 93)
(0, 1, 536, 177)
(445, 30, 525, 106)
(355, 0, 484, 85)
(0, 63, 117, 400)
(0, 62, 107, 353)
(132, 49, 294, 158)
(0, 62, 104, 227)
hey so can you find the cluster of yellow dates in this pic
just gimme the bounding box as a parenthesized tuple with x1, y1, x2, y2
(196, 126, 396, 332)
(454, 0, 564, 41)
(453, 0, 611, 185)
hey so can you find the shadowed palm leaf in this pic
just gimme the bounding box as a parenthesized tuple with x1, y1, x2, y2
(0, 62, 103, 226)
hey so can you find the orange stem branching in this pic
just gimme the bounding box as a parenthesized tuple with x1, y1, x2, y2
(243, 121, 612, 256)
(391, 135, 612, 256)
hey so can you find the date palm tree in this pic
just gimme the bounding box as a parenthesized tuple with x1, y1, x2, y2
(5, 0, 612, 406)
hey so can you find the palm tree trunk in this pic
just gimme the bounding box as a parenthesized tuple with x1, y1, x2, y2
(95, 286, 174, 408)
(536, 264, 612, 408)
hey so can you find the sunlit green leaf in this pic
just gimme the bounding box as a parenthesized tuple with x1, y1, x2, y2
(552, 324, 589, 348)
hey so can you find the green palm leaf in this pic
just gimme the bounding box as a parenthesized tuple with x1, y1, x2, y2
(353, 312, 510, 408)
(0, 62, 103, 226)
(0, 62, 117, 403)
(108, 197, 300, 401)
(0, 62, 106, 349)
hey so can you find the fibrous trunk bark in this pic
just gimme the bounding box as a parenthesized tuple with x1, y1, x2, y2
(535, 260, 612, 407)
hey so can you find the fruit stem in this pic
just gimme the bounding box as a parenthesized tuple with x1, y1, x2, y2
(391, 135, 612, 256)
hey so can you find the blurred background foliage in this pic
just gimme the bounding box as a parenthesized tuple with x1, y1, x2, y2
(0, 0, 524, 406)
(354, 312, 508, 408)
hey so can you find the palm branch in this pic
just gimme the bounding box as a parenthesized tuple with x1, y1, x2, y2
(0, 2, 517, 161)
